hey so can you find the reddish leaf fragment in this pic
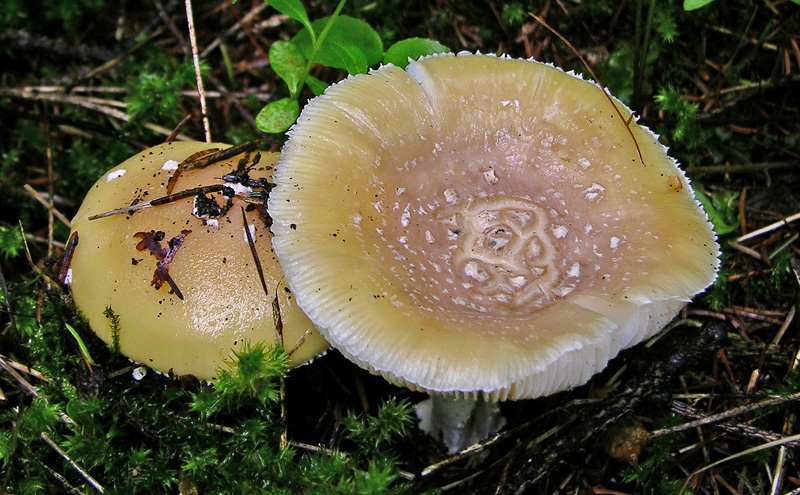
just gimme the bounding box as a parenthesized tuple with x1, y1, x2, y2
(134, 230, 167, 260)
(133, 230, 192, 299)
(59, 231, 79, 285)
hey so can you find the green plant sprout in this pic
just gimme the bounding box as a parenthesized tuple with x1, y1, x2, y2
(256, 0, 448, 133)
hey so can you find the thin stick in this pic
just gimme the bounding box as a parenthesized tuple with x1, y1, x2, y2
(184, 0, 211, 142)
(736, 211, 800, 243)
(0, 354, 49, 382)
(0, 88, 190, 140)
(166, 114, 192, 143)
(241, 207, 270, 301)
(727, 240, 762, 260)
(0, 356, 39, 397)
(40, 432, 105, 493)
(528, 13, 646, 167)
(200, 2, 270, 58)
(771, 305, 796, 346)
(650, 392, 800, 439)
(23, 184, 71, 228)
(88, 184, 227, 220)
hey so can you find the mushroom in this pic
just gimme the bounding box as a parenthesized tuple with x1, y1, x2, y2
(68, 141, 328, 380)
(268, 53, 720, 452)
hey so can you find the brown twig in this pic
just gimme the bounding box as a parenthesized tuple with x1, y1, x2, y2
(184, 0, 211, 142)
(650, 392, 800, 440)
(23, 184, 72, 228)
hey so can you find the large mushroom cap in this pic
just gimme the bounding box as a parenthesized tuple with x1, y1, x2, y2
(269, 53, 719, 400)
(69, 141, 328, 379)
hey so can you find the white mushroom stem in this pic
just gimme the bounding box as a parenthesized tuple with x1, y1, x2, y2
(416, 395, 506, 455)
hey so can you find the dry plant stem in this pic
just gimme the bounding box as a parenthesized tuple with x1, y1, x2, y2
(0, 356, 39, 397)
(771, 304, 796, 346)
(421, 431, 505, 476)
(200, 1, 269, 58)
(0, 354, 49, 383)
(23, 184, 72, 228)
(225, 0, 269, 59)
(40, 432, 105, 493)
(23, 443, 86, 495)
(723, 306, 786, 325)
(14, 85, 271, 101)
(166, 114, 193, 142)
(87, 184, 228, 220)
(684, 432, 800, 491)
(737, 211, 800, 243)
(650, 391, 800, 440)
(0, 88, 188, 140)
(666, 401, 797, 446)
(184, 0, 211, 142)
(206, 72, 259, 130)
(710, 25, 779, 52)
(727, 240, 762, 260)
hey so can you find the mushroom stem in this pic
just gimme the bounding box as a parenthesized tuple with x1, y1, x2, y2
(416, 395, 506, 455)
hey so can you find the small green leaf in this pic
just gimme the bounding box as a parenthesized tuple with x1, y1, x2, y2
(383, 38, 450, 68)
(683, 0, 715, 11)
(256, 98, 300, 134)
(269, 40, 306, 95)
(306, 76, 329, 96)
(292, 15, 383, 69)
(694, 188, 739, 236)
(267, 0, 313, 36)
(328, 42, 368, 74)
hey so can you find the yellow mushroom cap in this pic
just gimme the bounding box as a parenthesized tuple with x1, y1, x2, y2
(69, 141, 328, 379)
(269, 53, 720, 400)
